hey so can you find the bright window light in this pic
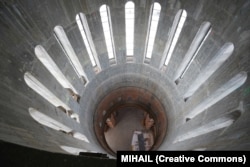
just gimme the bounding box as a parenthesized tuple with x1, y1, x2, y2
(76, 13, 101, 70)
(24, 72, 80, 123)
(100, 5, 116, 61)
(73, 132, 89, 143)
(183, 43, 234, 100)
(70, 113, 80, 123)
(174, 22, 211, 81)
(25, 72, 80, 123)
(24, 72, 71, 111)
(164, 10, 187, 66)
(35, 45, 79, 96)
(125, 1, 135, 56)
(29, 108, 73, 133)
(174, 117, 234, 143)
(186, 71, 247, 120)
(180, 25, 211, 79)
(54, 26, 88, 83)
(144, 2, 161, 60)
(29, 108, 86, 141)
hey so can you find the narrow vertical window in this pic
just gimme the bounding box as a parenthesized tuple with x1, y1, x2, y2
(161, 10, 187, 68)
(183, 43, 234, 100)
(125, 1, 135, 57)
(35, 45, 80, 101)
(24, 72, 80, 122)
(29, 108, 87, 142)
(186, 71, 247, 120)
(174, 21, 211, 84)
(54, 26, 89, 84)
(29, 108, 73, 133)
(174, 117, 234, 143)
(73, 132, 89, 143)
(144, 2, 161, 63)
(100, 5, 116, 65)
(24, 72, 71, 111)
(76, 13, 101, 73)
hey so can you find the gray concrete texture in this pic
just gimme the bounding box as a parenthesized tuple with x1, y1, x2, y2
(0, 0, 250, 156)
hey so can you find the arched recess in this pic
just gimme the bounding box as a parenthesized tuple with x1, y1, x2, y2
(185, 71, 247, 120)
(174, 117, 234, 143)
(175, 109, 243, 143)
(24, 72, 80, 122)
(174, 21, 212, 84)
(35, 45, 80, 102)
(100, 4, 116, 65)
(29, 107, 73, 133)
(125, 1, 135, 61)
(183, 43, 234, 100)
(160, 9, 187, 69)
(54, 25, 89, 84)
(29, 108, 89, 143)
(76, 13, 101, 73)
(143, 2, 161, 64)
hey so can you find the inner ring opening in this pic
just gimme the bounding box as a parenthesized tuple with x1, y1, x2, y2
(93, 87, 167, 155)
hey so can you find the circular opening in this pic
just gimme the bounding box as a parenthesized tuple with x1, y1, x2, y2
(93, 87, 167, 155)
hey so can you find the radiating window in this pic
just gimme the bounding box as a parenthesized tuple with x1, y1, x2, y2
(183, 43, 234, 100)
(29, 108, 73, 133)
(35, 45, 79, 99)
(144, 2, 161, 63)
(100, 5, 116, 65)
(161, 9, 187, 67)
(24, 72, 80, 122)
(186, 71, 247, 120)
(76, 13, 101, 73)
(125, 1, 135, 56)
(174, 117, 234, 143)
(24, 72, 70, 111)
(73, 132, 89, 143)
(53, 26, 88, 84)
(29, 108, 88, 142)
(174, 21, 211, 83)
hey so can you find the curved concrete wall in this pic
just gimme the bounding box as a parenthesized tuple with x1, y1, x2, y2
(0, 0, 249, 155)
(81, 64, 181, 153)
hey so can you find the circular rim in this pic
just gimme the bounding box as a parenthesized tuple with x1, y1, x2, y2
(93, 86, 168, 155)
